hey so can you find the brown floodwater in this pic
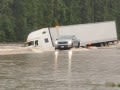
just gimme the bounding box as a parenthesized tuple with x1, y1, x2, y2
(0, 48, 120, 90)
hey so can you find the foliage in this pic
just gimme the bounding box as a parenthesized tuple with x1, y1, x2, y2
(0, 0, 120, 42)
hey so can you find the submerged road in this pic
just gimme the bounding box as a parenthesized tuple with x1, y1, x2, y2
(0, 48, 120, 90)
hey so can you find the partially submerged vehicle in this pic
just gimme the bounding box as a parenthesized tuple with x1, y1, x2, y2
(26, 21, 118, 48)
(54, 35, 80, 49)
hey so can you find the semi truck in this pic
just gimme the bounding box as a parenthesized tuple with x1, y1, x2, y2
(26, 21, 118, 48)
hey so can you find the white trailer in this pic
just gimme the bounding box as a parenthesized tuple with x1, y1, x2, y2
(26, 21, 118, 48)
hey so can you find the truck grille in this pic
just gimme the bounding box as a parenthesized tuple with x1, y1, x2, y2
(58, 42, 68, 44)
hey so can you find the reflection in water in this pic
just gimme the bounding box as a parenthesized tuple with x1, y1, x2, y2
(54, 50, 73, 73)
(68, 50, 72, 74)
(68, 50, 73, 90)
(54, 50, 59, 70)
(55, 50, 59, 60)
(54, 50, 59, 80)
(54, 50, 73, 89)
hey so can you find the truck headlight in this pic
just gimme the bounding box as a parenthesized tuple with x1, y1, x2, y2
(68, 41, 72, 44)
(55, 41, 58, 44)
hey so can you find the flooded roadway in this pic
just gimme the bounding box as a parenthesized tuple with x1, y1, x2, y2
(0, 48, 120, 90)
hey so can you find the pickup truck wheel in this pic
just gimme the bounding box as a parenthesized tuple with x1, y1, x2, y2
(55, 47, 58, 50)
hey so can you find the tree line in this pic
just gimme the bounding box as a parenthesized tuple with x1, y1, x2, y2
(0, 0, 120, 42)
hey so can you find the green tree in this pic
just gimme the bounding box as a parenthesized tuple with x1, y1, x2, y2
(0, 0, 16, 41)
(0, 0, 120, 41)
(110, 0, 120, 39)
(12, 0, 28, 41)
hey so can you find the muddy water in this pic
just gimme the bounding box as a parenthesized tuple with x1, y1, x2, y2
(0, 48, 120, 90)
